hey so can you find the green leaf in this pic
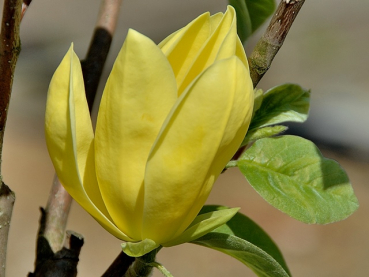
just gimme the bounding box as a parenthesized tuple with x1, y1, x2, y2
(237, 135, 359, 224)
(162, 207, 239, 247)
(192, 205, 291, 277)
(229, 0, 276, 42)
(242, 125, 288, 146)
(249, 84, 310, 131)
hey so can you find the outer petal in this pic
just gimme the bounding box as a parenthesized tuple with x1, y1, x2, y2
(142, 56, 254, 244)
(95, 30, 177, 240)
(45, 45, 131, 241)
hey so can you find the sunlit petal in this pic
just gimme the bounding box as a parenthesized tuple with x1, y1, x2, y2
(95, 30, 177, 240)
(142, 56, 253, 244)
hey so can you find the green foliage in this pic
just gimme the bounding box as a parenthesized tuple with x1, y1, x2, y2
(237, 135, 359, 224)
(163, 208, 239, 247)
(249, 84, 310, 131)
(241, 84, 309, 146)
(241, 125, 288, 146)
(228, 0, 276, 42)
(192, 205, 290, 277)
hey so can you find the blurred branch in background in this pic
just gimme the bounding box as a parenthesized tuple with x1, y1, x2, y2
(0, 0, 23, 276)
(30, 0, 124, 276)
(21, 0, 32, 21)
(249, 0, 305, 87)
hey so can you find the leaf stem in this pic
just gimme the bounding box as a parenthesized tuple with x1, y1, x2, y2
(149, 262, 174, 277)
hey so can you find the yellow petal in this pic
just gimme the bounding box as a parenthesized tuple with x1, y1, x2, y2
(177, 6, 237, 95)
(142, 56, 253, 244)
(162, 208, 239, 247)
(45, 45, 131, 241)
(160, 12, 211, 91)
(95, 29, 177, 240)
(235, 36, 249, 70)
(209, 12, 223, 32)
(214, 6, 238, 62)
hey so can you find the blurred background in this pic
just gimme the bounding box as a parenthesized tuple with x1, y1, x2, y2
(2, 0, 369, 276)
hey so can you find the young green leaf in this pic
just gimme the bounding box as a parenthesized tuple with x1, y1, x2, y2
(192, 205, 291, 277)
(237, 135, 359, 224)
(241, 125, 288, 146)
(229, 0, 276, 43)
(249, 84, 310, 131)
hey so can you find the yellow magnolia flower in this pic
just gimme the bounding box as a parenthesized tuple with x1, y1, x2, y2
(45, 6, 253, 256)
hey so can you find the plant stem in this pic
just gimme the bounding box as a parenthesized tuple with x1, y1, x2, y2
(248, 0, 305, 87)
(124, 249, 161, 277)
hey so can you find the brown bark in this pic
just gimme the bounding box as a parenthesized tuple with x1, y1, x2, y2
(248, 0, 305, 87)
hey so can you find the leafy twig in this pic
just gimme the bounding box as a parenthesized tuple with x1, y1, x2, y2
(31, 0, 123, 275)
(248, 0, 305, 87)
(0, 0, 22, 276)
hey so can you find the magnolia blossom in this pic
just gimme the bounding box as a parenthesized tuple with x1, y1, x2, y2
(45, 6, 253, 254)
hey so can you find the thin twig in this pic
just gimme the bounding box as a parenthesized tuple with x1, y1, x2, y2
(248, 0, 305, 87)
(0, 0, 22, 276)
(82, 0, 123, 110)
(31, 0, 123, 275)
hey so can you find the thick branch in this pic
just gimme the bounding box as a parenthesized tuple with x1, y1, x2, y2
(0, 1, 22, 276)
(248, 0, 305, 87)
(0, 0, 22, 174)
(0, 183, 15, 277)
(32, 0, 123, 275)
